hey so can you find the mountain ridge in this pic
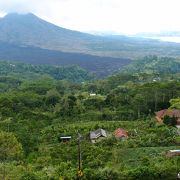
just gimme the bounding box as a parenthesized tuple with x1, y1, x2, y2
(2, 13, 180, 59)
(0, 13, 98, 52)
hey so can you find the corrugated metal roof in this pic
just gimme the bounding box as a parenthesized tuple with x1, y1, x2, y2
(90, 128, 107, 139)
(60, 136, 72, 139)
(169, 150, 180, 153)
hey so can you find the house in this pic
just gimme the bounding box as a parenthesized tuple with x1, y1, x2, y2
(166, 150, 180, 157)
(155, 109, 180, 125)
(90, 128, 107, 143)
(114, 128, 128, 140)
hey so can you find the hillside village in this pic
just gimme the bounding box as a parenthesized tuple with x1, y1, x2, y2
(0, 58, 179, 179)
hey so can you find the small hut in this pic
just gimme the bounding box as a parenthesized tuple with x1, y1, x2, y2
(90, 128, 107, 143)
(59, 136, 72, 143)
(114, 128, 128, 140)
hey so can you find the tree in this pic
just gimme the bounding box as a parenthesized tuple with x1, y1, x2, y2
(19, 172, 38, 180)
(45, 89, 60, 106)
(170, 98, 180, 109)
(58, 95, 78, 116)
(163, 115, 177, 127)
(0, 131, 23, 161)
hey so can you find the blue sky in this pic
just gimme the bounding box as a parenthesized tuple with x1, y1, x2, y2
(0, 0, 180, 34)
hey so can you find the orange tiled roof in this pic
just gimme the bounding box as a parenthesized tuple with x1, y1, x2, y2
(155, 109, 180, 119)
(155, 109, 180, 125)
(115, 128, 128, 138)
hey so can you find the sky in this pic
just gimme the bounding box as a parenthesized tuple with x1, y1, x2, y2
(0, 0, 180, 34)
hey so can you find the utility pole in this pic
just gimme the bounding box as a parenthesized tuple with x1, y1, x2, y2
(77, 133, 83, 179)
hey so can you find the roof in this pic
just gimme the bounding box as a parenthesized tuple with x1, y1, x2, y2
(166, 150, 180, 157)
(169, 150, 180, 153)
(155, 109, 180, 119)
(90, 93, 96, 96)
(155, 109, 180, 125)
(115, 128, 128, 138)
(60, 136, 72, 139)
(155, 109, 166, 118)
(90, 128, 107, 139)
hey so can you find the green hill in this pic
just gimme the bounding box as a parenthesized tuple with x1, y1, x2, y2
(0, 61, 93, 82)
(0, 59, 179, 179)
(123, 56, 180, 74)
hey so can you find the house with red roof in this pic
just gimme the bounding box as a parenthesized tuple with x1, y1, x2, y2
(114, 128, 128, 140)
(155, 109, 180, 125)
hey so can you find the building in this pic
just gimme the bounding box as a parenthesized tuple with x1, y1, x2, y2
(114, 128, 128, 140)
(59, 136, 72, 142)
(90, 128, 107, 143)
(155, 109, 180, 125)
(166, 150, 180, 157)
(90, 93, 96, 96)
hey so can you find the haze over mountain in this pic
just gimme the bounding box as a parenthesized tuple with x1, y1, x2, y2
(136, 31, 180, 37)
(134, 31, 180, 43)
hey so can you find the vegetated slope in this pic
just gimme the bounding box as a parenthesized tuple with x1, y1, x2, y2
(0, 56, 179, 178)
(0, 68, 179, 178)
(122, 56, 180, 74)
(1, 13, 180, 59)
(0, 42, 131, 78)
(96, 56, 180, 93)
(0, 61, 93, 82)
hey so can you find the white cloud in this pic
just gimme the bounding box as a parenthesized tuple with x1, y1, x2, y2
(0, 0, 180, 34)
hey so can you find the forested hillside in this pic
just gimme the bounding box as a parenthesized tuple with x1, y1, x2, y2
(123, 55, 180, 74)
(0, 61, 93, 82)
(0, 57, 179, 179)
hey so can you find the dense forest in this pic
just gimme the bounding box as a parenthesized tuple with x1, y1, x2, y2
(0, 61, 93, 82)
(0, 56, 179, 179)
(123, 55, 180, 74)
